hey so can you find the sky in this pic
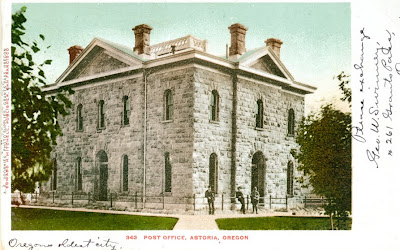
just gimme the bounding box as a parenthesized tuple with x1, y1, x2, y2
(12, 2, 351, 113)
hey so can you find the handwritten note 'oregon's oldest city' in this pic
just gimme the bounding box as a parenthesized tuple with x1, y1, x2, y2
(353, 26, 399, 168)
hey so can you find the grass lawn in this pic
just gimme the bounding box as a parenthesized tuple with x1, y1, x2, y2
(216, 216, 352, 230)
(12, 208, 178, 230)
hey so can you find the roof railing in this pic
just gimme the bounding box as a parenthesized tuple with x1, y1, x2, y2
(150, 35, 207, 58)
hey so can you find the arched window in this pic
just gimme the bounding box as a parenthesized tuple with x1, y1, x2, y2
(209, 153, 218, 193)
(122, 96, 130, 126)
(210, 90, 219, 121)
(122, 155, 129, 192)
(164, 90, 173, 120)
(288, 108, 295, 136)
(287, 161, 294, 196)
(98, 100, 105, 129)
(164, 152, 172, 192)
(256, 99, 263, 128)
(96, 150, 108, 201)
(51, 159, 57, 191)
(76, 104, 83, 131)
(76, 157, 82, 191)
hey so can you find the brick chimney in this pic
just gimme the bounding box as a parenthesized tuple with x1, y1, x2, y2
(68, 45, 83, 64)
(133, 24, 152, 56)
(228, 23, 248, 59)
(265, 38, 283, 58)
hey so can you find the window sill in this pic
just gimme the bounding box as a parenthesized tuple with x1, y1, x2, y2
(76, 129, 84, 133)
(161, 120, 173, 124)
(287, 134, 295, 137)
(163, 192, 172, 196)
(255, 127, 264, 131)
(97, 127, 106, 133)
(121, 124, 130, 128)
(209, 120, 220, 124)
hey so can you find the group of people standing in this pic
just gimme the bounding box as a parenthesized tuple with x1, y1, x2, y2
(204, 186, 260, 215)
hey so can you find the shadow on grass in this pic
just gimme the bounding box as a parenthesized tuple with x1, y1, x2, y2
(216, 216, 352, 230)
(12, 208, 178, 230)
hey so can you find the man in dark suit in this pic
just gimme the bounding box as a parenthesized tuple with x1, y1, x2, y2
(236, 186, 245, 214)
(205, 186, 215, 215)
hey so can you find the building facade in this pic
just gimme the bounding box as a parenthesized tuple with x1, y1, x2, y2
(43, 23, 316, 211)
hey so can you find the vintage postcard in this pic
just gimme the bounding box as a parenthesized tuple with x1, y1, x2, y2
(1, 0, 399, 250)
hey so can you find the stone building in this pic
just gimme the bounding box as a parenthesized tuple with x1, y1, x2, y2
(43, 23, 316, 211)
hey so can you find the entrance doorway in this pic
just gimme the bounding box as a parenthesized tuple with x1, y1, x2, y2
(251, 151, 265, 201)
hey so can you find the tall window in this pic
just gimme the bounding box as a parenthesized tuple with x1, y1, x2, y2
(76, 157, 82, 191)
(51, 159, 57, 191)
(98, 100, 105, 129)
(122, 96, 130, 126)
(288, 108, 295, 136)
(164, 90, 173, 120)
(164, 152, 172, 192)
(96, 151, 108, 201)
(256, 99, 263, 128)
(210, 90, 219, 121)
(209, 153, 218, 193)
(76, 104, 83, 131)
(287, 161, 294, 196)
(122, 155, 129, 192)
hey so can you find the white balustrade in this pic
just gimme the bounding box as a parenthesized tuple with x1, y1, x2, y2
(150, 35, 207, 57)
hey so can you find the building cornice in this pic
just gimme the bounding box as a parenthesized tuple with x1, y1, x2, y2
(44, 48, 316, 95)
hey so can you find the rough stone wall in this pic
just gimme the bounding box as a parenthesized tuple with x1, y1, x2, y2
(192, 67, 233, 200)
(47, 66, 196, 200)
(49, 76, 145, 199)
(44, 59, 308, 209)
(46, 63, 195, 205)
(191, 67, 307, 207)
(235, 77, 306, 201)
(144, 67, 195, 198)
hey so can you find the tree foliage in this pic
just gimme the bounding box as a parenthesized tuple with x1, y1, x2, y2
(336, 71, 351, 104)
(292, 75, 352, 229)
(11, 7, 73, 192)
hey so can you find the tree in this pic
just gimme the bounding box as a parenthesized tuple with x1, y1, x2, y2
(292, 74, 351, 230)
(11, 7, 73, 193)
(336, 71, 351, 104)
